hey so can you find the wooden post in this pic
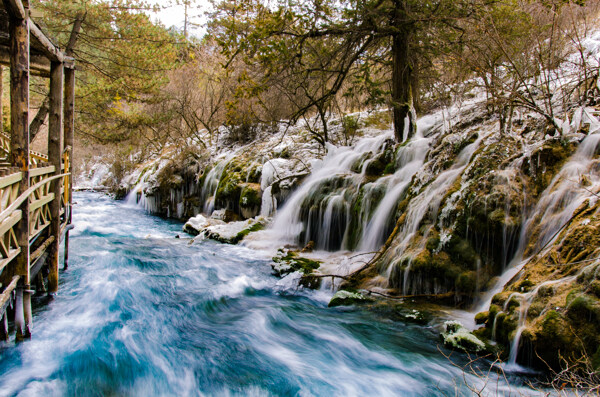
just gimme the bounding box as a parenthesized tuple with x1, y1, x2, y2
(63, 67, 74, 270)
(9, 11, 31, 340)
(47, 61, 62, 293)
(0, 65, 3, 135)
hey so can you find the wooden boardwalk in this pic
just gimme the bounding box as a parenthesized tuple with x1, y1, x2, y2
(0, 0, 74, 341)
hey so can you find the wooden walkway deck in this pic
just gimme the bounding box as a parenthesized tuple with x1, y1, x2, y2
(0, 0, 75, 341)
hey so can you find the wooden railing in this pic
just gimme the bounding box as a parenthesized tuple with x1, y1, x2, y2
(0, 150, 70, 341)
(0, 131, 49, 166)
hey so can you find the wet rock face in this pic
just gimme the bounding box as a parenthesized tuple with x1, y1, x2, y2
(373, 128, 536, 302)
(478, 199, 600, 372)
(520, 140, 575, 197)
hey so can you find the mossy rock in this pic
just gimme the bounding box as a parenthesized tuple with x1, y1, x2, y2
(328, 290, 371, 307)
(365, 158, 386, 177)
(239, 183, 262, 219)
(567, 294, 600, 326)
(426, 236, 440, 252)
(590, 280, 600, 298)
(113, 186, 128, 200)
(271, 249, 321, 277)
(515, 279, 534, 292)
(234, 222, 265, 243)
(299, 274, 322, 290)
(456, 271, 477, 295)
(475, 311, 488, 325)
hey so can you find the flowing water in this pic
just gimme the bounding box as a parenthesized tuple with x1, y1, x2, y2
(0, 192, 534, 396)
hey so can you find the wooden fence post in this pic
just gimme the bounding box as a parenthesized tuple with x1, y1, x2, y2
(9, 10, 31, 341)
(63, 67, 74, 270)
(47, 61, 63, 292)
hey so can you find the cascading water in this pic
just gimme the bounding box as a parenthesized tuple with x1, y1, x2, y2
(270, 134, 393, 249)
(359, 136, 431, 251)
(270, 117, 441, 252)
(462, 132, 600, 367)
(200, 154, 235, 215)
(385, 135, 485, 294)
(474, 133, 600, 318)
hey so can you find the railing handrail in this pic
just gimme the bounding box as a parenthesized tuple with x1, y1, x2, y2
(0, 172, 70, 225)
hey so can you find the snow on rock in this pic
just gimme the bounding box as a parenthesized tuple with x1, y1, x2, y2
(189, 216, 268, 244)
(183, 214, 225, 235)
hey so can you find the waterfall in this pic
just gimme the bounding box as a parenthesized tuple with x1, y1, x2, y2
(270, 133, 394, 248)
(200, 154, 235, 215)
(467, 132, 600, 365)
(474, 133, 600, 317)
(124, 168, 155, 210)
(358, 136, 430, 251)
(385, 135, 485, 293)
(269, 115, 441, 251)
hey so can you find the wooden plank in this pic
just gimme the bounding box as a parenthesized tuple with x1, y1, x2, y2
(0, 248, 21, 274)
(0, 49, 52, 77)
(0, 172, 22, 189)
(29, 165, 55, 178)
(29, 223, 50, 240)
(0, 173, 69, 225)
(29, 22, 64, 63)
(0, 210, 21, 236)
(29, 193, 54, 212)
(63, 68, 75, 270)
(30, 235, 54, 264)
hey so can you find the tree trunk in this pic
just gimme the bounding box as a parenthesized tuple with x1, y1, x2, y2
(391, 3, 416, 142)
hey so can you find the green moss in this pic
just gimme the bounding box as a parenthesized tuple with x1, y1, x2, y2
(515, 279, 534, 292)
(365, 158, 386, 177)
(446, 236, 480, 270)
(383, 162, 395, 175)
(457, 271, 477, 295)
(234, 222, 265, 242)
(590, 280, 600, 298)
(475, 311, 488, 325)
(215, 169, 242, 206)
(426, 236, 440, 252)
(271, 249, 321, 277)
(592, 346, 600, 370)
(568, 294, 600, 325)
(239, 185, 261, 209)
